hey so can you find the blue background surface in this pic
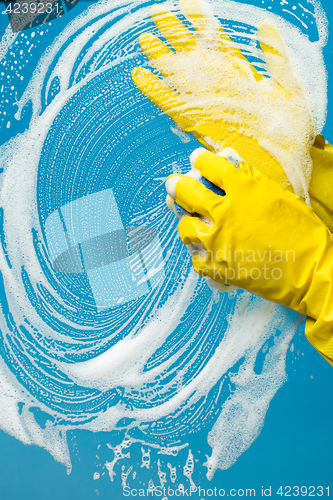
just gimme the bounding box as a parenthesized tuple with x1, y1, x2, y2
(0, 0, 332, 498)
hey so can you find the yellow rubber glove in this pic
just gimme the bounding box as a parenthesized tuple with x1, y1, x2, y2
(166, 149, 333, 366)
(131, 0, 317, 201)
(309, 139, 333, 232)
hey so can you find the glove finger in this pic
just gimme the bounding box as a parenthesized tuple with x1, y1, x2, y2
(178, 215, 210, 246)
(192, 149, 278, 192)
(179, 0, 219, 38)
(257, 21, 299, 90)
(190, 149, 239, 190)
(179, 0, 239, 56)
(151, 6, 197, 53)
(179, 0, 264, 82)
(138, 33, 176, 78)
(166, 174, 222, 219)
(131, 67, 195, 130)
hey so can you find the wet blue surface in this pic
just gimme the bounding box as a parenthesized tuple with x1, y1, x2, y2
(0, 1, 332, 498)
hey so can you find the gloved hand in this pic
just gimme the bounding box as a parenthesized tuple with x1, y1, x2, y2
(132, 1, 333, 231)
(166, 149, 333, 365)
(131, 0, 317, 201)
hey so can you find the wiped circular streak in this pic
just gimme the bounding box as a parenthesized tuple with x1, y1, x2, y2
(0, 0, 326, 474)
